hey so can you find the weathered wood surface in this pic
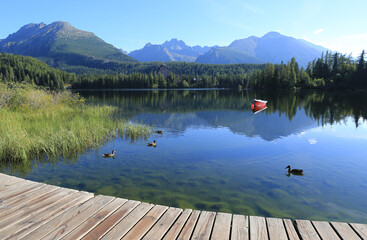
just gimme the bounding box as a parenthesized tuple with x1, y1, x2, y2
(0, 173, 366, 240)
(267, 217, 288, 240)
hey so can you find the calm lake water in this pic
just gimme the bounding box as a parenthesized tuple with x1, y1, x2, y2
(3, 89, 367, 223)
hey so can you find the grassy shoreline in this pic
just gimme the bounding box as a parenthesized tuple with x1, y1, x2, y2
(0, 83, 151, 163)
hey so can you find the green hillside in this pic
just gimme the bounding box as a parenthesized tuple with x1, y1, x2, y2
(0, 21, 137, 72)
(0, 52, 76, 89)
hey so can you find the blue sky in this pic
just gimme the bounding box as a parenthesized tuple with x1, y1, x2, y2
(1, 0, 366, 56)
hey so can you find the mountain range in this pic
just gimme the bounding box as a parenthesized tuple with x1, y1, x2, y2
(0, 21, 136, 71)
(0, 21, 328, 71)
(128, 32, 327, 66)
(196, 32, 328, 66)
(129, 39, 212, 62)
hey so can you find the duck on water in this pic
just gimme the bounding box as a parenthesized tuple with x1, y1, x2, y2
(285, 165, 304, 176)
(147, 140, 157, 147)
(103, 150, 116, 157)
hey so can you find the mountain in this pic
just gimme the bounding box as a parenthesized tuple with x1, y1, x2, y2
(119, 49, 128, 55)
(195, 47, 264, 64)
(196, 32, 328, 66)
(129, 39, 212, 62)
(0, 21, 137, 71)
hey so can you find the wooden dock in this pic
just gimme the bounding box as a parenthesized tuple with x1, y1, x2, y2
(0, 173, 366, 240)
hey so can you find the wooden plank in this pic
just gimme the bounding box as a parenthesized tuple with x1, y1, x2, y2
(211, 212, 232, 240)
(312, 221, 341, 240)
(267, 217, 288, 240)
(42, 195, 115, 240)
(0, 184, 57, 219)
(191, 211, 216, 240)
(3, 191, 93, 239)
(0, 174, 24, 188)
(121, 205, 168, 240)
(331, 221, 361, 240)
(0, 187, 74, 231)
(249, 216, 268, 240)
(0, 180, 39, 199)
(295, 220, 321, 240)
(163, 209, 192, 240)
(62, 197, 127, 240)
(143, 207, 182, 240)
(0, 180, 30, 196)
(83, 200, 140, 240)
(231, 214, 249, 240)
(350, 223, 367, 239)
(283, 219, 300, 240)
(0, 182, 45, 206)
(177, 210, 201, 240)
(100, 202, 153, 240)
(21, 195, 102, 240)
(3, 173, 367, 240)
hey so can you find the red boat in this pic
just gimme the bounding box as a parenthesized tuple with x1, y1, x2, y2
(252, 99, 268, 107)
(251, 99, 268, 114)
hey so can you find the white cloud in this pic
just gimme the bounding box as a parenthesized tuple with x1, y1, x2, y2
(317, 33, 367, 57)
(314, 28, 324, 34)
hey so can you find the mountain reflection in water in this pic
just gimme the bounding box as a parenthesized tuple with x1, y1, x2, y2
(81, 89, 366, 140)
(3, 89, 367, 224)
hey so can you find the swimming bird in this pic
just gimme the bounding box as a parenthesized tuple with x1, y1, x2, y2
(103, 150, 116, 157)
(147, 140, 157, 147)
(285, 165, 304, 175)
(155, 130, 163, 134)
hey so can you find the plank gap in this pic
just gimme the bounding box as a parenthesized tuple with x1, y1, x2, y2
(207, 212, 217, 240)
(349, 223, 366, 240)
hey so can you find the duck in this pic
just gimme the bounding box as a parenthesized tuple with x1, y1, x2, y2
(147, 140, 157, 147)
(285, 165, 304, 175)
(103, 150, 116, 157)
(155, 130, 163, 134)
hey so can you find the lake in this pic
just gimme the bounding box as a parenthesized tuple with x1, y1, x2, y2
(3, 89, 367, 223)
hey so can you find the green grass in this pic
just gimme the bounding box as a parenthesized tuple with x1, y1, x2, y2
(0, 83, 151, 163)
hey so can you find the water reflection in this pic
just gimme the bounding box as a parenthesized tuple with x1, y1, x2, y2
(2, 89, 367, 223)
(81, 89, 367, 139)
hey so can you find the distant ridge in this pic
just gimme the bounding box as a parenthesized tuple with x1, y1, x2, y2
(0, 22, 330, 71)
(0, 21, 137, 71)
(129, 38, 212, 62)
(196, 32, 328, 66)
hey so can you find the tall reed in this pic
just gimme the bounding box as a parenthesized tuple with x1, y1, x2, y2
(0, 83, 151, 163)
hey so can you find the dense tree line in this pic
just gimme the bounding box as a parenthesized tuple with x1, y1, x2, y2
(1, 52, 366, 90)
(72, 72, 248, 89)
(247, 51, 367, 89)
(0, 53, 76, 89)
(0, 53, 259, 89)
(59, 60, 264, 75)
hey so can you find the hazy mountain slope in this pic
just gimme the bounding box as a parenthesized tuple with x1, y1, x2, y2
(196, 32, 328, 66)
(254, 32, 328, 66)
(129, 39, 212, 62)
(196, 47, 264, 64)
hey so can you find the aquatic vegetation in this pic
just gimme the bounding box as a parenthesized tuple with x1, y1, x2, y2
(0, 83, 151, 164)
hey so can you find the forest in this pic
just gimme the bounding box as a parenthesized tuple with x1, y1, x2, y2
(0, 53, 76, 89)
(0, 51, 366, 90)
(247, 51, 367, 89)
